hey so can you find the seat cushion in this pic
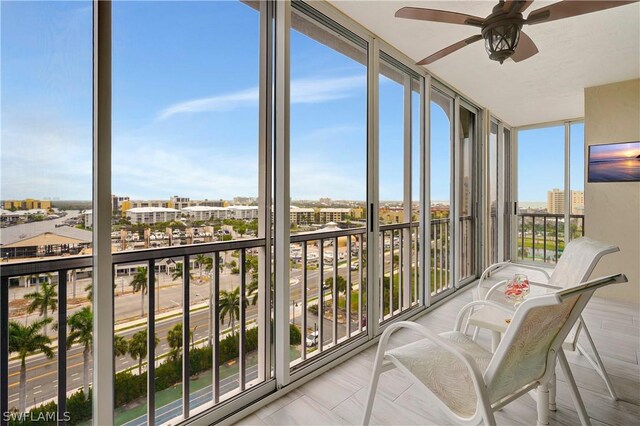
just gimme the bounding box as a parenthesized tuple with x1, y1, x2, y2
(386, 331, 492, 418)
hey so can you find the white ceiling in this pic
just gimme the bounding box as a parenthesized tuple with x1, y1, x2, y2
(330, 0, 640, 127)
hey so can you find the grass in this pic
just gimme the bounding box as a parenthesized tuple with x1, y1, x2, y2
(114, 353, 260, 425)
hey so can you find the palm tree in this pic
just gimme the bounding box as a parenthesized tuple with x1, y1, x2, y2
(166, 322, 192, 361)
(67, 307, 93, 398)
(171, 262, 193, 282)
(130, 267, 149, 317)
(219, 287, 247, 336)
(9, 318, 54, 412)
(114, 335, 128, 357)
(24, 281, 57, 335)
(195, 254, 212, 283)
(128, 329, 159, 375)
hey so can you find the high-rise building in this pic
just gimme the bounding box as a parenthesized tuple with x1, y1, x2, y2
(547, 188, 584, 214)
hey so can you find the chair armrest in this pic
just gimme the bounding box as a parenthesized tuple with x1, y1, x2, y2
(528, 280, 561, 290)
(484, 279, 509, 300)
(454, 300, 516, 331)
(379, 321, 487, 394)
(478, 261, 513, 288)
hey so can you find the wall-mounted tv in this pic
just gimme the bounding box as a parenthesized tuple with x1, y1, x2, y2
(588, 141, 640, 183)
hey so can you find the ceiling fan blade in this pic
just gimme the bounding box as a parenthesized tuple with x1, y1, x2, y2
(503, 0, 535, 15)
(511, 31, 539, 62)
(417, 34, 483, 65)
(526, 0, 638, 25)
(395, 7, 484, 27)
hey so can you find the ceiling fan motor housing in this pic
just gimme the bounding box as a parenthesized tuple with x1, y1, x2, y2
(481, 7, 524, 64)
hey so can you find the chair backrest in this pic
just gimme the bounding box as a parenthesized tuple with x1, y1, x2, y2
(483, 273, 627, 404)
(548, 237, 618, 288)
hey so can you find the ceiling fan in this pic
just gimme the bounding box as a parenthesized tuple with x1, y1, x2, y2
(395, 0, 638, 65)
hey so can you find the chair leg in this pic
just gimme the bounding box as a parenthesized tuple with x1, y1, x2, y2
(558, 349, 592, 426)
(549, 370, 557, 411)
(362, 346, 386, 425)
(536, 383, 550, 426)
(491, 331, 501, 353)
(578, 319, 618, 400)
(463, 306, 475, 336)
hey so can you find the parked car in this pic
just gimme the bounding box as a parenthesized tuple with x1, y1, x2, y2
(305, 331, 319, 347)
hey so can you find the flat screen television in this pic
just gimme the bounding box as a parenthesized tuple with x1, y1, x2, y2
(588, 141, 640, 183)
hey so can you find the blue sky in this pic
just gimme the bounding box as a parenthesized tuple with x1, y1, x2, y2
(1, 1, 583, 203)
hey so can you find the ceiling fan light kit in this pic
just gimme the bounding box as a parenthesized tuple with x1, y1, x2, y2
(395, 0, 638, 65)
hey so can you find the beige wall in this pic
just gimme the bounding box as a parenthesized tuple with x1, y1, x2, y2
(584, 79, 640, 304)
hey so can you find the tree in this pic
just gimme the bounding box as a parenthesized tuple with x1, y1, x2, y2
(219, 287, 247, 336)
(114, 335, 128, 357)
(128, 329, 159, 375)
(130, 267, 149, 317)
(9, 318, 54, 412)
(171, 262, 192, 282)
(167, 323, 192, 361)
(195, 254, 213, 283)
(24, 281, 58, 335)
(324, 275, 348, 295)
(67, 307, 93, 398)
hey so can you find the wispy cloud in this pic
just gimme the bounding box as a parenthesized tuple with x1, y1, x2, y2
(157, 87, 259, 120)
(158, 75, 365, 120)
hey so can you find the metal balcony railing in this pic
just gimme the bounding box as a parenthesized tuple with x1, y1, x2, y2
(430, 218, 450, 297)
(378, 223, 420, 324)
(517, 213, 585, 263)
(1, 238, 268, 425)
(289, 227, 367, 366)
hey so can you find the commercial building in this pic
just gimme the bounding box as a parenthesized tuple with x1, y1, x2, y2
(111, 195, 130, 212)
(317, 208, 351, 224)
(125, 207, 180, 224)
(3, 199, 52, 210)
(290, 206, 315, 225)
(83, 210, 93, 228)
(227, 205, 259, 220)
(181, 206, 228, 221)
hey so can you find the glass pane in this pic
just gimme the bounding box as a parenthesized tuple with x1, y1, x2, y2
(290, 6, 367, 364)
(111, 1, 263, 423)
(430, 88, 453, 296)
(570, 123, 585, 240)
(112, 0, 261, 254)
(489, 122, 499, 264)
(517, 125, 565, 263)
(458, 107, 476, 281)
(411, 83, 421, 305)
(2, 1, 93, 422)
(503, 128, 512, 260)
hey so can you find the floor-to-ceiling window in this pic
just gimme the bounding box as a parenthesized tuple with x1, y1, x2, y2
(570, 122, 585, 239)
(378, 54, 421, 323)
(489, 121, 499, 264)
(429, 87, 453, 298)
(516, 123, 584, 264)
(457, 105, 477, 283)
(111, 1, 269, 423)
(289, 3, 368, 365)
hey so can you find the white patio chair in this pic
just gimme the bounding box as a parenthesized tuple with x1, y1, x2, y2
(362, 274, 627, 426)
(466, 237, 620, 401)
